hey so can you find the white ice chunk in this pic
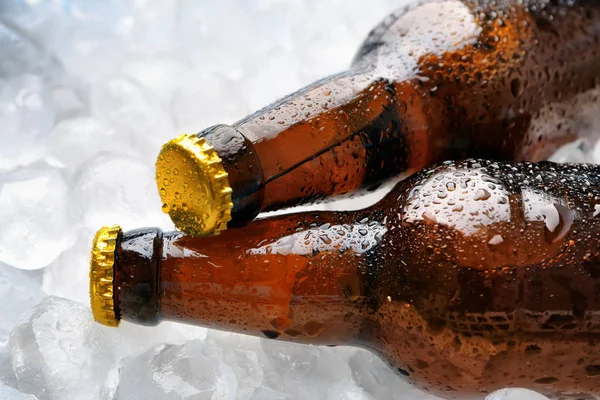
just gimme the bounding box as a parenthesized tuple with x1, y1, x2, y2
(171, 71, 249, 132)
(0, 75, 53, 171)
(0, 383, 38, 400)
(326, 379, 373, 400)
(115, 340, 238, 400)
(549, 140, 596, 163)
(349, 349, 442, 400)
(0, 166, 76, 269)
(0, 343, 18, 388)
(9, 297, 119, 400)
(0, 263, 44, 344)
(120, 54, 192, 104)
(47, 117, 129, 173)
(260, 340, 352, 399)
(113, 321, 208, 360)
(90, 76, 175, 159)
(72, 152, 173, 232)
(42, 236, 93, 304)
(0, 21, 51, 78)
(486, 388, 550, 400)
(50, 85, 87, 122)
(240, 48, 302, 111)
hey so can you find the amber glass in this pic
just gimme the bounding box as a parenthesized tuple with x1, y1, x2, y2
(117, 159, 600, 399)
(192, 0, 600, 226)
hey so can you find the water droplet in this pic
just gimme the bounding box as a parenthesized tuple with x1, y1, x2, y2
(474, 188, 491, 201)
(270, 316, 293, 331)
(541, 203, 574, 243)
(488, 235, 503, 245)
(319, 235, 332, 245)
(162, 178, 169, 186)
(161, 203, 170, 212)
(342, 274, 361, 301)
(303, 321, 325, 337)
(452, 204, 464, 212)
(541, 204, 560, 232)
(510, 77, 523, 97)
(422, 211, 437, 225)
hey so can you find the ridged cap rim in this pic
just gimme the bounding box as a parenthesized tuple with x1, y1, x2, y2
(156, 134, 233, 237)
(89, 225, 121, 327)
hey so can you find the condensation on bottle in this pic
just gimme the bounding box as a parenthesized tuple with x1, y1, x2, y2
(92, 159, 600, 399)
(155, 0, 600, 237)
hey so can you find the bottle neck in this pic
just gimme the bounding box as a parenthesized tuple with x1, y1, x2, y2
(201, 68, 427, 225)
(114, 228, 163, 325)
(235, 69, 424, 210)
(115, 209, 387, 345)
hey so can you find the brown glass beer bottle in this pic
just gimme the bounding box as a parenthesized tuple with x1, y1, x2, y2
(156, 0, 600, 237)
(93, 159, 600, 399)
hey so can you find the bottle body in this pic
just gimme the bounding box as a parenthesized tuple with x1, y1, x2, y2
(157, 0, 600, 236)
(101, 159, 600, 398)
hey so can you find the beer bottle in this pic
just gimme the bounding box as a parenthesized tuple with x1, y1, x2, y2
(92, 159, 600, 399)
(156, 0, 600, 237)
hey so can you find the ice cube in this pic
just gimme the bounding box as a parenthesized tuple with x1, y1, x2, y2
(42, 236, 94, 304)
(46, 117, 129, 173)
(113, 321, 208, 359)
(51, 25, 125, 83)
(0, 166, 76, 270)
(170, 70, 249, 132)
(0, 20, 51, 78)
(326, 379, 373, 400)
(239, 47, 302, 111)
(125, 0, 178, 51)
(89, 76, 175, 160)
(115, 340, 238, 400)
(349, 349, 441, 400)
(0, 343, 18, 388)
(246, 386, 290, 400)
(9, 296, 119, 400)
(120, 54, 192, 104)
(174, 0, 269, 78)
(260, 340, 352, 399)
(0, 74, 54, 172)
(71, 152, 173, 232)
(0, 263, 44, 344)
(206, 332, 264, 399)
(486, 388, 550, 400)
(50, 85, 87, 122)
(0, 383, 38, 400)
(548, 139, 596, 163)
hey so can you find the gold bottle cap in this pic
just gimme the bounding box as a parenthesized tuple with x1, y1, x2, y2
(89, 225, 121, 327)
(156, 134, 233, 237)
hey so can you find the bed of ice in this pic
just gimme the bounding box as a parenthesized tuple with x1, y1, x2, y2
(0, 0, 590, 399)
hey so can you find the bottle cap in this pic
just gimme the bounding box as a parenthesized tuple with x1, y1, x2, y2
(155, 134, 233, 237)
(89, 225, 121, 327)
